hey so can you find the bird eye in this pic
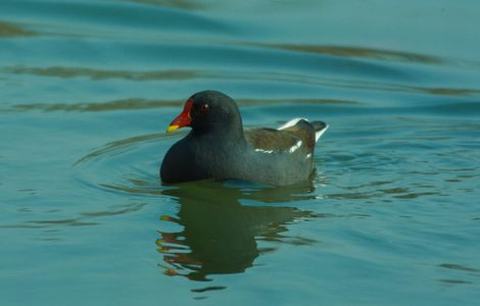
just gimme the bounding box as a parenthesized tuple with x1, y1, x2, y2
(200, 104, 209, 113)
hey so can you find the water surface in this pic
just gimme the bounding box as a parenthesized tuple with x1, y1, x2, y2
(1, 1, 479, 305)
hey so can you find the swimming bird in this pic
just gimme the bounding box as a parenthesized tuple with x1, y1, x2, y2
(160, 90, 328, 186)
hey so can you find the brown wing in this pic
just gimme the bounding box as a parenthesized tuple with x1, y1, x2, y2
(245, 120, 316, 152)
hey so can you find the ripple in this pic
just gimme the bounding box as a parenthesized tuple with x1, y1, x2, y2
(129, 0, 206, 10)
(0, 202, 148, 229)
(5, 66, 200, 80)
(251, 43, 444, 65)
(13, 99, 181, 112)
(438, 279, 473, 285)
(5, 64, 479, 106)
(1, 0, 237, 36)
(191, 286, 227, 293)
(0, 20, 35, 37)
(438, 263, 480, 273)
(75, 132, 169, 165)
(80, 202, 147, 217)
(97, 182, 164, 197)
(392, 192, 440, 199)
(10, 96, 356, 113)
(0, 219, 99, 229)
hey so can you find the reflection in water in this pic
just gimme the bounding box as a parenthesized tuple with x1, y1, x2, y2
(157, 181, 317, 282)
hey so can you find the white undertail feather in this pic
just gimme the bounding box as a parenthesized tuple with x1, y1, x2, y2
(278, 118, 329, 143)
(315, 124, 329, 142)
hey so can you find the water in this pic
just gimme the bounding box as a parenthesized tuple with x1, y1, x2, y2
(1, 0, 479, 305)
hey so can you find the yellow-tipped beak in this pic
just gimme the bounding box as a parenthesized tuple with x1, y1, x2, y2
(166, 125, 180, 133)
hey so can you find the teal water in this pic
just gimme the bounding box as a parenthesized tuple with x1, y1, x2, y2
(1, 1, 480, 305)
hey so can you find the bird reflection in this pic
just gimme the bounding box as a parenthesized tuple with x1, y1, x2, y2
(156, 181, 317, 281)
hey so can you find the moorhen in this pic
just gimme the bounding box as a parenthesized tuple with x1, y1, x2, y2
(160, 90, 328, 186)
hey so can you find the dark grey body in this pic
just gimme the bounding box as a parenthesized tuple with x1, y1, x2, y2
(161, 121, 325, 186)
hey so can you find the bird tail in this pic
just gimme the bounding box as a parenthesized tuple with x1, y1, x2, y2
(311, 121, 329, 142)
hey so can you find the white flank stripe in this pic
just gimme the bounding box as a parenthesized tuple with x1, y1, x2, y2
(289, 140, 303, 153)
(255, 148, 274, 154)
